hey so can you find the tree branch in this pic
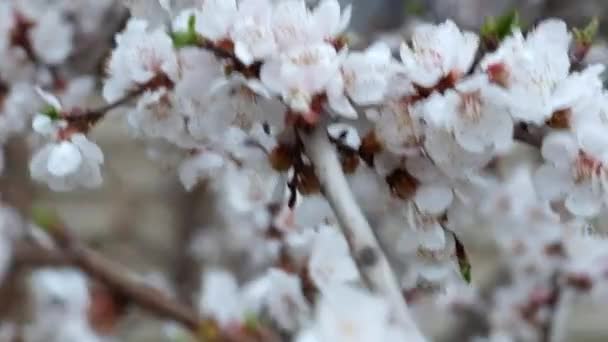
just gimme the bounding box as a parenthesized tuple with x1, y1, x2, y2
(16, 224, 201, 331)
(301, 123, 424, 338)
(513, 123, 545, 148)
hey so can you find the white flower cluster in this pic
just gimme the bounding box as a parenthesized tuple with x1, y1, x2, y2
(26, 268, 101, 342)
(0, 0, 112, 185)
(5, 0, 608, 341)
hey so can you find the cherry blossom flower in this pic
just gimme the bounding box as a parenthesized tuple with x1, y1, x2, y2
(29, 90, 104, 191)
(534, 127, 608, 217)
(480, 19, 575, 124)
(103, 18, 179, 102)
(30, 133, 105, 191)
(178, 150, 225, 191)
(261, 42, 344, 115)
(26, 268, 98, 342)
(424, 127, 494, 179)
(373, 99, 425, 156)
(197, 0, 238, 42)
(400, 20, 479, 88)
(421, 74, 513, 153)
(127, 89, 189, 145)
(327, 42, 401, 118)
(244, 268, 311, 331)
(230, 0, 277, 66)
(199, 269, 243, 326)
(297, 285, 422, 342)
(271, 0, 351, 51)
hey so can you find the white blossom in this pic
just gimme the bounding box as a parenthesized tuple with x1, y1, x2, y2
(297, 285, 422, 342)
(480, 19, 573, 124)
(199, 269, 243, 325)
(534, 127, 608, 217)
(244, 268, 311, 331)
(103, 18, 179, 102)
(197, 0, 238, 41)
(271, 0, 351, 51)
(30, 133, 104, 191)
(179, 150, 225, 191)
(373, 99, 425, 156)
(327, 42, 401, 118)
(421, 74, 513, 153)
(261, 43, 344, 115)
(230, 0, 277, 66)
(400, 20, 479, 88)
(26, 268, 97, 342)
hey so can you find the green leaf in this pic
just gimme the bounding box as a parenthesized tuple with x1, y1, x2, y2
(573, 17, 599, 45)
(171, 14, 200, 48)
(31, 205, 60, 232)
(405, 0, 425, 16)
(41, 105, 60, 120)
(243, 312, 260, 331)
(460, 261, 471, 283)
(481, 10, 520, 43)
(454, 234, 472, 283)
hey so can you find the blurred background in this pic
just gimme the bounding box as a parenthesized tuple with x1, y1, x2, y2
(3, 0, 608, 340)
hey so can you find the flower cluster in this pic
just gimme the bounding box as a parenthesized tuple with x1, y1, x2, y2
(4, 0, 608, 341)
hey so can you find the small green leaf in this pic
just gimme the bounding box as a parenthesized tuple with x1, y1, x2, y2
(243, 312, 259, 331)
(454, 234, 472, 283)
(481, 10, 520, 44)
(405, 0, 425, 16)
(171, 14, 200, 48)
(31, 205, 60, 232)
(573, 17, 599, 45)
(460, 262, 471, 283)
(41, 105, 60, 120)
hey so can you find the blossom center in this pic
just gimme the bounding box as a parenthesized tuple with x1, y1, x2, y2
(573, 150, 604, 183)
(458, 91, 483, 122)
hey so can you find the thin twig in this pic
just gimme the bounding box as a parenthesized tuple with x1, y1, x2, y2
(513, 123, 545, 148)
(301, 123, 425, 339)
(16, 224, 201, 330)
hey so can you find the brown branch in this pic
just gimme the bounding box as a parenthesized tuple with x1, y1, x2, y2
(63, 73, 174, 131)
(513, 123, 545, 148)
(15, 224, 201, 331)
(14, 236, 286, 341)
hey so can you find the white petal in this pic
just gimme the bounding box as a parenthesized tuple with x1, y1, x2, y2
(328, 93, 357, 118)
(234, 41, 255, 66)
(70, 134, 104, 164)
(35, 87, 62, 110)
(576, 123, 608, 158)
(534, 164, 573, 201)
(414, 185, 454, 215)
(416, 220, 446, 251)
(565, 186, 602, 217)
(32, 115, 54, 136)
(541, 132, 578, 167)
(47, 142, 83, 177)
